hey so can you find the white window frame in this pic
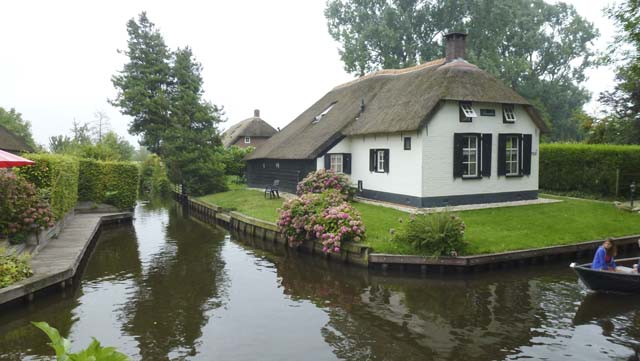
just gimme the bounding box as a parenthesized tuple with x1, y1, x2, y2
(312, 102, 337, 123)
(503, 104, 516, 122)
(330, 154, 343, 173)
(462, 135, 479, 178)
(376, 150, 385, 172)
(460, 102, 477, 118)
(505, 135, 519, 176)
(244, 136, 251, 144)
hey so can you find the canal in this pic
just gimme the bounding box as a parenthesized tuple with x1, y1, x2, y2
(1, 200, 639, 360)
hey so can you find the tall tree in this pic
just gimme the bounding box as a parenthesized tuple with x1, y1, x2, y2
(596, 0, 640, 144)
(163, 47, 226, 195)
(0, 107, 37, 149)
(111, 12, 172, 154)
(325, 0, 598, 141)
(111, 13, 227, 195)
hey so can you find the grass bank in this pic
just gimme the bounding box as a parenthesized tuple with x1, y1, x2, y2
(199, 187, 640, 256)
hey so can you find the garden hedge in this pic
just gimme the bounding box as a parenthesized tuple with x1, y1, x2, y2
(78, 159, 139, 209)
(540, 143, 640, 197)
(16, 154, 79, 218)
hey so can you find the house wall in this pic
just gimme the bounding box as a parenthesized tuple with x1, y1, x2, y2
(421, 100, 539, 205)
(317, 131, 424, 206)
(246, 159, 316, 193)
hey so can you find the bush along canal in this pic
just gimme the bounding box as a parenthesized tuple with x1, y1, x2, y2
(0, 199, 639, 360)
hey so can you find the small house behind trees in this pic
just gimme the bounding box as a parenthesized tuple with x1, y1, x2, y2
(246, 33, 549, 207)
(222, 109, 277, 149)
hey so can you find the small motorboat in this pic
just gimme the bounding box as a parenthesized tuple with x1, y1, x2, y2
(571, 257, 640, 293)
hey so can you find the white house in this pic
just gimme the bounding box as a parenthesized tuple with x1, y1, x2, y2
(246, 32, 549, 207)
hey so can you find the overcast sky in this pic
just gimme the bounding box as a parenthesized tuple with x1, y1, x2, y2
(0, 0, 618, 149)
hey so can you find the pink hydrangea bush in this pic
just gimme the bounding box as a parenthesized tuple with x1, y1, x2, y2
(0, 169, 55, 243)
(277, 190, 365, 253)
(296, 169, 355, 200)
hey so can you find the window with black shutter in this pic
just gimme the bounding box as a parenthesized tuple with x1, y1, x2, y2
(498, 133, 532, 176)
(369, 149, 389, 173)
(454, 133, 490, 179)
(325, 153, 346, 173)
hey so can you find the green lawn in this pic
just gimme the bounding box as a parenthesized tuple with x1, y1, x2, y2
(198, 183, 283, 221)
(199, 187, 640, 255)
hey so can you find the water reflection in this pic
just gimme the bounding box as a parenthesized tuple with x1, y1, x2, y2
(1, 200, 640, 361)
(235, 231, 640, 361)
(120, 203, 228, 360)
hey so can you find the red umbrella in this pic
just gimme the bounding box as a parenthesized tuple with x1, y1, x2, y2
(0, 149, 35, 168)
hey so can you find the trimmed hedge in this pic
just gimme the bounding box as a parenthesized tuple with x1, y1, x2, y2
(540, 143, 640, 197)
(16, 154, 79, 218)
(78, 159, 139, 209)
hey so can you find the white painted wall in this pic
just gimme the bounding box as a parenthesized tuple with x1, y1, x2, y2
(314, 100, 540, 201)
(422, 100, 539, 197)
(317, 131, 423, 197)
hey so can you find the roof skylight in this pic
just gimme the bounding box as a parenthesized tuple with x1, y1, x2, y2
(312, 102, 337, 123)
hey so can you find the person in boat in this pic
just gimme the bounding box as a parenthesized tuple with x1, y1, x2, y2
(591, 238, 617, 271)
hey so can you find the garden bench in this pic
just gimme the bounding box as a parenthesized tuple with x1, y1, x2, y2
(264, 180, 280, 199)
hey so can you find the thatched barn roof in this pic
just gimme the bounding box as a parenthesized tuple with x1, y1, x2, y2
(247, 59, 548, 161)
(0, 124, 32, 153)
(222, 110, 277, 147)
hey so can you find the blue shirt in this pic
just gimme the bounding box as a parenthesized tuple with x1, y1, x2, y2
(591, 246, 616, 270)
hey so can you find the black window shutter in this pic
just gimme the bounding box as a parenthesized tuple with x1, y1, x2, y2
(522, 134, 532, 175)
(369, 149, 376, 172)
(343, 153, 352, 174)
(383, 149, 390, 173)
(497, 134, 507, 176)
(481, 133, 492, 177)
(324, 154, 331, 170)
(453, 133, 463, 178)
(502, 105, 507, 123)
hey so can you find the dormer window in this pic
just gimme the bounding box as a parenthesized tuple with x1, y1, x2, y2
(503, 104, 516, 123)
(459, 101, 477, 122)
(244, 136, 251, 144)
(312, 102, 337, 123)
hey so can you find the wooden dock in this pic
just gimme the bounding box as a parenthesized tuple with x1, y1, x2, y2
(0, 212, 132, 307)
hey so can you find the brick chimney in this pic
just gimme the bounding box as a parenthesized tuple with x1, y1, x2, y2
(444, 32, 467, 62)
(254, 109, 260, 118)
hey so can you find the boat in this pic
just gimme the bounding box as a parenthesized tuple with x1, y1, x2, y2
(571, 257, 640, 293)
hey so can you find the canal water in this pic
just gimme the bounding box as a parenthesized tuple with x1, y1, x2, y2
(1, 200, 639, 360)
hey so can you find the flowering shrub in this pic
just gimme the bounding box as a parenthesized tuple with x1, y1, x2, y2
(277, 190, 365, 253)
(0, 170, 55, 243)
(296, 169, 355, 200)
(0, 247, 32, 288)
(392, 211, 467, 256)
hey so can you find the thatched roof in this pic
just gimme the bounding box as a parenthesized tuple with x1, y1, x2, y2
(0, 124, 32, 153)
(222, 114, 277, 147)
(247, 59, 549, 161)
